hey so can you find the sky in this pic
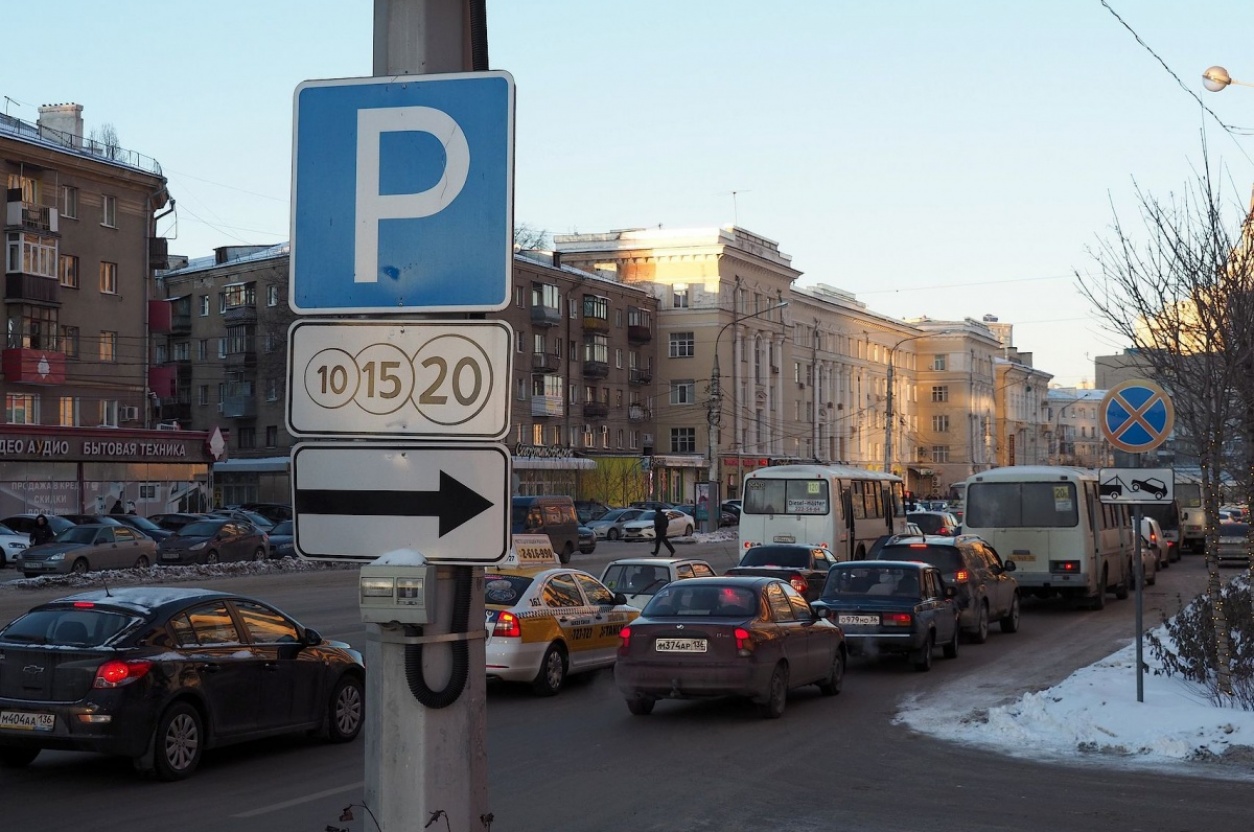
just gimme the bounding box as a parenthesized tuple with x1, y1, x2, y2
(8, 1, 1254, 387)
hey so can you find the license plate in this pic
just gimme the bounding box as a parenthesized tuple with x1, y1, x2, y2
(838, 614, 879, 626)
(654, 638, 707, 653)
(1011, 553, 1036, 561)
(0, 710, 55, 732)
(772, 534, 796, 543)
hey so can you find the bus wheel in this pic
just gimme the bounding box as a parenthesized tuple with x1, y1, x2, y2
(1114, 562, 1130, 600)
(1090, 567, 1108, 610)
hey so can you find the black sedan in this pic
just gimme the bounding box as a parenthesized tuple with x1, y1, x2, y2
(614, 576, 846, 719)
(157, 518, 269, 565)
(812, 561, 960, 672)
(0, 587, 364, 780)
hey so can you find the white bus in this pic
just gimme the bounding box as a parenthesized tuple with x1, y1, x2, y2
(738, 464, 907, 561)
(962, 466, 1134, 609)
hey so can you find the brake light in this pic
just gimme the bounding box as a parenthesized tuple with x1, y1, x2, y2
(908, 543, 928, 549)
(953, 569, 970, 583)
(72, 602, 95, 609)
(1051, 560, 1081, 573)
(617, 626, 632, 655)
(734, 627, 753, 651)
(743, 541, 754, 549)
(493, 611, 521, 638)
(94, 659, 152, 689)
(789, 574, 808, 595)
(882, 612, 912, 627)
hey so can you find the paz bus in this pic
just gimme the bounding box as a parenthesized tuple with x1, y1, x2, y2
(738, 464, 907, 561)
(961, 466, 1133, 609)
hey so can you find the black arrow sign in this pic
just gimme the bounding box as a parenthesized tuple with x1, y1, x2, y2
(295, 470, 493, 537)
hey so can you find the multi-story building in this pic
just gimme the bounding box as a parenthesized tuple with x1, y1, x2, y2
(993, 351, 1052, 467)
(0, 103, 221, 516)
(155, 246, 661, 505)
(1046, 387, 1112, 468)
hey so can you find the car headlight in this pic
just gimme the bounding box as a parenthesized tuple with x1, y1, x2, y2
(48, 553, 65, 561)
(189, 542, 206, 551)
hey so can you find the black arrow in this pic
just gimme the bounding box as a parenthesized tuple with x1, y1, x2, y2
(295, 470, 493, 537)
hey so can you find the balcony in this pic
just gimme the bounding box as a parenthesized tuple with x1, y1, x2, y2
(1, 347, 65, 384)
(532, 353, 561, 373)
(5, 197, 58, 233)
(530, 305, 561, 327)
(5, 273, 58, 304)
(583, 401, 609, 419)
(531, 395, 564, 417)
(629, 368, 653, 385)
(581, 314, 609, 333)
(582, 360, 609, 379)
(223, 304, 257, 324)
(627, 323, 653, 344)
(159, 401, 192, 425)
(224, 348, 257, 367)
(221, 394, 257, 419)
(628, 405, 652, 422)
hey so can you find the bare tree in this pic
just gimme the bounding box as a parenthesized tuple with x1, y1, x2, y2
(513, 223, 550, 252)
(1078, 156, 1254, 697)
(90, 123, 121, 160)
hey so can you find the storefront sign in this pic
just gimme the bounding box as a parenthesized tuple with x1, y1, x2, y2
(0, 429, 214, 463)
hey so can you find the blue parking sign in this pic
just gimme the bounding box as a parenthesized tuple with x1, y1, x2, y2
(291, 71, 514, 314)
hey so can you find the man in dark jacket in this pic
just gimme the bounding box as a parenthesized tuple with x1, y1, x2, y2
(29, 514, 55, 547)
(651, 510, 675, 557)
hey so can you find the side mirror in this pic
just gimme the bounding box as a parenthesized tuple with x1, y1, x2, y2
(1003, 560, 1016, 572)
(813, 606, 831, 620)
(612, 592, 628, 606)
(303, 627, 323, 646)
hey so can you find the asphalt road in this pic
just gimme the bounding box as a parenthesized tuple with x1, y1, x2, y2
(0, 539, 1249, 832)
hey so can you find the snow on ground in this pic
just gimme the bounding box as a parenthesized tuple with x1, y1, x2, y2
(0, 557, 355, 593)
(898, 576, 1254, 776)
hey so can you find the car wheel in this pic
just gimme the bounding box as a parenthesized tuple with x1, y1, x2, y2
(204, 550, 220, 566)
(943, 620, 960, 659)
(1114, 562, 1131, 600)
(326, 675, 364, 742)
(151, 702, 203, 781)
(134, 555, 150, 569)
(757, 663, 788, 719)
(0, 746, 39, 768)
(252, 547, 267, 562)
(608, 528, 620, 540)
(71, 558, 89, 575)
(683, 525, 693, 536)
(1000, 594, 1021, 634)
(626, 696, 655, 716)
(817, 650, 845, 696)
(532, 643, 568, 696)
(912, 633, 934, 672)
(969, 602, 989, 644)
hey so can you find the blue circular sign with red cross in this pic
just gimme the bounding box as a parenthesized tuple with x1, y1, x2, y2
(1100, 379, 1175, 453)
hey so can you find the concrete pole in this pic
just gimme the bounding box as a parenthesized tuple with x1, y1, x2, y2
(363, 3, 490, 831)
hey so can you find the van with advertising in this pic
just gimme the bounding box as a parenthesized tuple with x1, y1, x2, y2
(511, 496, 581, 564)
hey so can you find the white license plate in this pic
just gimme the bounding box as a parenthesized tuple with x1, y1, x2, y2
(772, 534, 796, 543)
(838, 615, 880, 626)
(0, 710, 55, 732)
(654, 638, 707, 653)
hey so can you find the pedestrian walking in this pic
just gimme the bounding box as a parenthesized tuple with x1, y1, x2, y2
(651, 510, 675, 557)
(110, 498, 125, 514)
(29, 514, 55, 547)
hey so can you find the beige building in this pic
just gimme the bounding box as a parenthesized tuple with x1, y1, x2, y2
(1045, 387, 1112, 468)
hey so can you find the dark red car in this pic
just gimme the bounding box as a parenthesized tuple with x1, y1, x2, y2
(614, 576, 846, 719)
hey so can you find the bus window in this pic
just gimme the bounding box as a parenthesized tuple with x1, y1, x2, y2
(967, 482, 1079, 528)
(850, 481, 866, 519)
(743, 479, 829, 515)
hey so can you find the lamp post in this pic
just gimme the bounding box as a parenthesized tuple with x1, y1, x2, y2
(1202, 66, 1254, 92)
(707, 300, 789, 532)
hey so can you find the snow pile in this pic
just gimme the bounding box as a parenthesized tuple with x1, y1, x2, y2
(2, 557, 355, 593)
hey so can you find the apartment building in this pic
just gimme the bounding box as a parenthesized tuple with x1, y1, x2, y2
(1046, 387, 1113, 468)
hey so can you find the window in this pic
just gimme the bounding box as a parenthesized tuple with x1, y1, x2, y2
(931, 445, 950, 463)
(218, 293, 227, 314)
(98, 400, 118, 427)
(99, 261, 117, 294)
(516, 377, 526, 401)
(669, 331, 695, 358)
(671, 381, 695, 405)
(101, 195, 117, 227)
(99, 331, 117, 362)
(58, 254, 79, 288)
(10, 305, 57, 350)
(615, 348, 623, 369)
(514, 285, 524, 308)
(582, 295, 608, 320)
(515, 330, 524, 353)
(671, 427, 696, 453)
(673, 285, 689, 308)
(61, 186, 78, 219)
(172, 341, 189, 361)
(58, 397, 79, 426)
(197, 339, 209, 361)
(531, 283, 560, 309)
(226, 326, 253, 355)
(932, 415, 950, 433)
(266, 378, 280, 401)
(533, 333, 546, 354)
(198, 385, 209, 406)
(266, 284, 280, 307)
(224, 282, 255, 308)
(238, 427, 256, 450)
(59, 326, 79, 358)
(7, 232, 57, 278)
(5, 393, 38, 425)
(218, 338, 227, 359)
(932, 354, 947, 371)
(601, 425, 610, 449)
(931, 385, 949, 403)
(583, 335, 608, 364)
(199, 295, 210, 316)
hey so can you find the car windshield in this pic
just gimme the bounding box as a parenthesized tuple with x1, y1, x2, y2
(1, 607, 141, 648)
(54, 527, 102, 545)
(739, 546, 812, 568)
(272, 520, 293, 535)
(822, 566, 921, 599)
(642, 583, 758, 617)
(602, 563, 671, 595)
(883, 544, 963, 573)
(177, 521, 226, 537)
(484, 574, 534, 606)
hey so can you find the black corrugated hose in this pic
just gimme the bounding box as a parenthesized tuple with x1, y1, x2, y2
(469, 0, 489, 72)
(404, 565, 472, 708)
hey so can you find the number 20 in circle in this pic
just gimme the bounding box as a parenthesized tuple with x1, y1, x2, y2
(412, 333, 493, 426)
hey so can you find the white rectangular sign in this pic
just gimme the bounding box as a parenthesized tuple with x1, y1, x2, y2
(1097, 468, 1175, 504)
(286, 319, 512, 439)
(292, 442, 511, 563)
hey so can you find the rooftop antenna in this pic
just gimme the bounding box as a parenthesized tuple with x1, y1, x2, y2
(3, 96, 16, 116)
(730, 190, 750, 226)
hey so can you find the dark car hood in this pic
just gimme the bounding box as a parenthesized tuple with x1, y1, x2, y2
(22, 542, 88, 558)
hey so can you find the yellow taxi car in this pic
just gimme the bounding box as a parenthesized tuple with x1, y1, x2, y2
(485, 535, 640, 695)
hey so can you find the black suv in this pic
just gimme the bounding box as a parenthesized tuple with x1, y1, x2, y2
(880, 534, 1019, 643)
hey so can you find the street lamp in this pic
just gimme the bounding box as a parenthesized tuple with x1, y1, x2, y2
(707, 300, 789, 532)
(1202, 66, 1254, 92)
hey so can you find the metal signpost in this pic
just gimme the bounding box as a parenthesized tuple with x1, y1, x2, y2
(1099, 379, 1175, 703)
